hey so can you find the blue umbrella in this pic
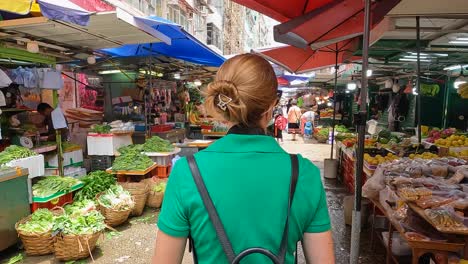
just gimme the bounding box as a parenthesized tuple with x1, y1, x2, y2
(101, 16, 225, 67)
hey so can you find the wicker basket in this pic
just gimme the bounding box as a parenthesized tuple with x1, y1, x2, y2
(145, 178, 167, 208)
(15, 207, 63, 256)
(54, 232, 102, 261)
(96, 193, 133, 227)
(119, 182, 148, 216)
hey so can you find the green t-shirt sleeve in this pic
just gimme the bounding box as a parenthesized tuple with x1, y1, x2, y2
(157, 161, 190, 238)
(303, 160, 331, 233)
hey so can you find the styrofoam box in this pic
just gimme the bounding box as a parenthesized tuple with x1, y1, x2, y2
(45, 166, 87, 178)
(87, 133, 133, 156)
(6, 155, 44, 179)
(382, 232, 411, 256)
(45, 149, 84, 168)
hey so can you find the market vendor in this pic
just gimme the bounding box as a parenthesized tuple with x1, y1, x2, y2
(37, 103, 69, 141)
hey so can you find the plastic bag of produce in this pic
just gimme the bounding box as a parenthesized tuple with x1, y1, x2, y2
(362, 166, 386, 199)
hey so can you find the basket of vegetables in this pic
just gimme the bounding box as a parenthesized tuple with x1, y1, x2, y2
(15, 208, 63, 256)
(145, 179, 167, 208)
(97, 185, 134, 227)
(119, 182, 149, 216)
(53, 201, 106, 261)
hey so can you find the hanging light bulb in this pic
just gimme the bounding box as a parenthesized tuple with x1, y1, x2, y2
(366, 69, 373, 77)
(194, 79, 202, 86)
(327, 102, 332, 107)
(26, 41, 39, 53)
(454, 68, 466, 89)
(347, 82, 357, 91)
(87, 55, 96, 65)
(412, 87, 418, 95)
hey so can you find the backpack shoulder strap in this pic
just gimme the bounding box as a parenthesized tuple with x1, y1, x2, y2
(187, 154, 299, 264)
(277, 154, 299, 260)
(187, 155, 236, 263)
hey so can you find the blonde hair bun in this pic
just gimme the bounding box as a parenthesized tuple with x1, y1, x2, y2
(204, 54, 278, 126)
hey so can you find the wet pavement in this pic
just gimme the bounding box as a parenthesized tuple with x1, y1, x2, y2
(1, 136, 386, 264)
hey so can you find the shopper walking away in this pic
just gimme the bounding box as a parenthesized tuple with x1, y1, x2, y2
(286, 98, 292, 114)
(153, 54, 334, 264)
(301, 108, 316, 138)
(287, 100, 302, 141)
(274, 113, 287, 143)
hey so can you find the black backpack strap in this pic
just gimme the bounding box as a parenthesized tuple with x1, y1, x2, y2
(277, 154, 299, 260)
(187, 154, 299, 264)
(187, 155, 236, 263)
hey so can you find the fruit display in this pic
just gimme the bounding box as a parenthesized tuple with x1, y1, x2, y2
(425, 128, 457, 143)
(335, 133, 355, 142)
(319, 108, 334, 118)
(342, 138, 356, 148)
(434, 134, 468, 147)
(458, 83, 468, 99)
(449, 149, 468, 158)
(408, 152, 439, 160)
(364, 152, 398, 166)
(189, 112, 201, 124)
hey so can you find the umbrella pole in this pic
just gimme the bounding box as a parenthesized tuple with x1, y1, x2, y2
(416, 16, 422, 144)
(330, 46, 339, 160)
(350, 0, 371, 263)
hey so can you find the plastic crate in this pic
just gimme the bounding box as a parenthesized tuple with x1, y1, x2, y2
(31, 192, 73, 212)
(151, 124, 173, 133)
(154, 165, 171, 178)
(90, 155, 114, 171)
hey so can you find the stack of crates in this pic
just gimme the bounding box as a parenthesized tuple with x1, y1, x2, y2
(90, 155, 114, 171)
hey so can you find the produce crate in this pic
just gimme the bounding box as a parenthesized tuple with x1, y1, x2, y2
(151, 124, 173, 133)
(144, 148, 181, 166)
(90, 155, 114, 171)
(154, 165, 171, 178)
(31, 192, 73, 212)
(87, 133, 132, 155)
(6, 155, 44, 179)
(45, 149, 84, 168)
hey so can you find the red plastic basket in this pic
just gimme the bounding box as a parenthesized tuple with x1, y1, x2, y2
(151, 124, 173, 133)
(154, 165, 172, 178)
(31, 193, 73, 212)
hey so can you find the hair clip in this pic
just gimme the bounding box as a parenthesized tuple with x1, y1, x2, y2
(217, 94, 232, 111)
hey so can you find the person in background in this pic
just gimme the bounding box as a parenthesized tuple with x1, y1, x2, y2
(301, 107, 316, 137)
(36, 103, 68, 141)
(153, 54, 334, 264)
(286, 98, 292, 114)
(287, 99, 302, 141)
(274, 112, 287, 143)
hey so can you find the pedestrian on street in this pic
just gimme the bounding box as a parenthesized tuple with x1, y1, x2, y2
(287, 99, 301, 141)
(153, 54, 334, 264)
(274, 112, 287, 143)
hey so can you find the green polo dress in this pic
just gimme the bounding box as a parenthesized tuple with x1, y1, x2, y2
(157, 134, 331, 264)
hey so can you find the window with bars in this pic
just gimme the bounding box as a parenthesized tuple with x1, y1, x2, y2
(207, 22, 221, 49)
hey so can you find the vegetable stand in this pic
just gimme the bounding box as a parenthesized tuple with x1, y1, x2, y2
(0, 168, 30, 251)
(106, 163, 158, 182)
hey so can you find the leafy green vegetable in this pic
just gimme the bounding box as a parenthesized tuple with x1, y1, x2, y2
(32, 176, 80, 198)
(75, 171, 116, 201)
(0, 145, 37, 166)
(5, 253, 23, 264)
(318, 127, 330, 136)
(64, 200, 97, 218)
(118, 144, 143, 155)
(112, 152, 153, 171)
(53, 210, 106, 235)
(143, 136, 174, 152)
(334, 125, 349, 133)
(90, 124, 111, 134)
(17, 209, 55, 234)
(98, 185, 134, 211)
(152, 182, 166, 193)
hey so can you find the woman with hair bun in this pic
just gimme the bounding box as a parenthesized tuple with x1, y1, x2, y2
(153, 54, 334, 264)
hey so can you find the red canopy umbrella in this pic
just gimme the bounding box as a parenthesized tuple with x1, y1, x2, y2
(254, 38, 360, 74)
(232, 0, 335, 22)
(273, 0, 401, 49)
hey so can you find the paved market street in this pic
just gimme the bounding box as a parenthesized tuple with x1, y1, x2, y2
(0, 135, 385, 264)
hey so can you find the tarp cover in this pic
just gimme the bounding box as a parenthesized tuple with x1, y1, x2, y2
(101, 16, 225, 67)
(0, 0, 32, 15)
(37, 0, 91, 26)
